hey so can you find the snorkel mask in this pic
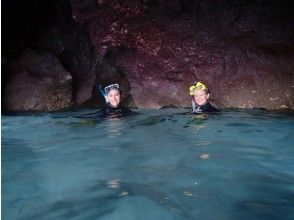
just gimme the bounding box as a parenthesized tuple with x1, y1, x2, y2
(95, 83, 120, 103)
(189, 81, 208, 95)
(104, 83, 120, 94)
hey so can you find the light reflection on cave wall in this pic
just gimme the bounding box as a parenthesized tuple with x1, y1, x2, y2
(2, 0, 294, 110)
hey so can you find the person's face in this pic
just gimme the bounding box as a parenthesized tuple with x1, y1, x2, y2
(107, 90, 121, 108)
(193, 90, 209, 106)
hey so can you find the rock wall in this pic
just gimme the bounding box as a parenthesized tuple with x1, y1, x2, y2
(72, 0, 294, 109)
(2, 0, 294, 111)
(2, 0, 99, 111)
(3, 49, 73, 111)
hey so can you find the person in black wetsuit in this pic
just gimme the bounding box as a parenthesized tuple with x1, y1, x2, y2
(189, 81, 219, 113)
(100, 83, 132, 117)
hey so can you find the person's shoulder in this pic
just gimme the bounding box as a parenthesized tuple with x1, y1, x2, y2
(120, 106, 130, 111)
(193, 103, 219, 114)
(103, 106, 136, 117)
(120, 107, 137, 115)
(206, 102, 220, 112)
(98, 106, 109, 116)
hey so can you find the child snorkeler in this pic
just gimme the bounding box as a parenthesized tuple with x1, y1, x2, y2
(189, 81, 219, 113)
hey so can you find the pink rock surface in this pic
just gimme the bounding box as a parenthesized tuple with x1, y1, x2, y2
(71, 0, 293, 109)
(3, 0, 293, 111)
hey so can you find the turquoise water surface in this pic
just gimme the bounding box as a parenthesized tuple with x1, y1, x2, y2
(2, 108, 294, 220)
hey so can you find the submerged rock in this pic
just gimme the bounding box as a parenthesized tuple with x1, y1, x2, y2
(3, 49, 73, 111)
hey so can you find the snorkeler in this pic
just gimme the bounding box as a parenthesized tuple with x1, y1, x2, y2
(97, 83, 132, 117)
(189, 81, 219, 113)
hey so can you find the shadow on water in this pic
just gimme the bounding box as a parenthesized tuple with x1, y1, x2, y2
(131, 110, 220, 128)
(225, 122, 255, 127)
(52, 108, 141, 128)
(183, 114, 210, 128)
(22, 179, 192, 220)
(234, 172, 294, 220)
(22, 193, 118, 220)
(133, 114, 178, 127)
(52, 109, 221, 131)
(2, 138, 37, 182)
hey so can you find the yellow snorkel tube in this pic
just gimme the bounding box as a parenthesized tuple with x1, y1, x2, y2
(189, 81, 208, 95)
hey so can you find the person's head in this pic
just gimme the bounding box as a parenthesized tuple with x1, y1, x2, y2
(189, 81, 210, 106)
(104, 83, 121, 108)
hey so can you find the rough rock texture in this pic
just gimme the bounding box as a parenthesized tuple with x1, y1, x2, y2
(2, 0, 294, 111)
(71, 0, 294, 109)
(37, 0, 99, 105)
(3, 49, 73, 111)
(2, 0, 100, 111)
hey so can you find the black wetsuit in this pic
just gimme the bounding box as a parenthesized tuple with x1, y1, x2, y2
(102, 105, 133, 117)
(192, 102, 219, 113)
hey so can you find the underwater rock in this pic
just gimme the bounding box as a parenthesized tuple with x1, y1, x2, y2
(3, 49, 73, 111)
(71, 0, 294, 109)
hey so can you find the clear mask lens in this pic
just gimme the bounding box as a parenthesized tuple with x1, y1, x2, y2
(191, 85, 204, 93)
(104, 83, 120, 93)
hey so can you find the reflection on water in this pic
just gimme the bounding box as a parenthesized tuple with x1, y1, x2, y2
(105, 116, 124, 138)
(2, 108, 294, 220)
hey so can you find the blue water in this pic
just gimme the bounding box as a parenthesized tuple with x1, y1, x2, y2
(2, 108, 294, 220)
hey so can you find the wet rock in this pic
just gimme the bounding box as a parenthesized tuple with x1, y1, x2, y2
(38, 0, 99, 105)
(3, 49, 73, 111)
(71, 0, 294, 109)
(2, 0, 293, 110)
